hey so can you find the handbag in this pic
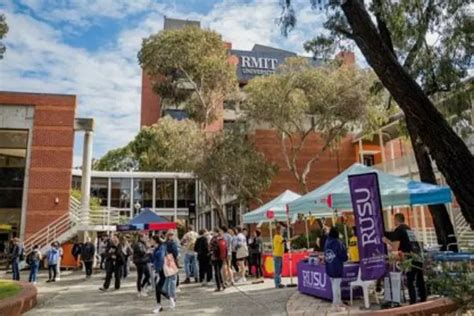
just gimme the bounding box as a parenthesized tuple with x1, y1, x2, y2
(236, 245, 249, 259)
(163, 253, 178, 277)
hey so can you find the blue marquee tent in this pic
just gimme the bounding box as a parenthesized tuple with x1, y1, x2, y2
(243, 190, 301, 224)
(129, 209, 169, 225)
(288, 163, 452, 218)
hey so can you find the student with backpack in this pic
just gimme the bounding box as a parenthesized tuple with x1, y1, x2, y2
(324, 227, 348, 312)
(210, 228, 227, 292)
(133, 234, 151, 297)
(81, 237, 95, 278)
(28, 245, 42, 284)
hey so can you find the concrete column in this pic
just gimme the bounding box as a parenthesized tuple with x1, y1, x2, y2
(378, 130, 386, 171)
(152, 178, 156, 211)
(211, 210, 215, 229)
(420, 206, 428, 245)
(174, 178, 178, 222)
(81, 131, 93, 226)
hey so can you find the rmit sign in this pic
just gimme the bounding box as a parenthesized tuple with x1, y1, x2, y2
(240, 56, 279, 75)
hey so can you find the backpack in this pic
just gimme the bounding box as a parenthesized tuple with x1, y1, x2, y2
(19, 247, 25, 261)
(26, 252, 34, 265)
(218, 238, 227, 260)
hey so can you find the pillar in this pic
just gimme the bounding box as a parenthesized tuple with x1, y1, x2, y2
(358, 139, 364, 163)
(81, 131, 93, 226)
(378, 130, 386, 171)
(173, 178, 178, 222)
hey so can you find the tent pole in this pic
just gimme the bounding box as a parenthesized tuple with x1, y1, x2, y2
(269, 221, 273, 252)
(286, 204, 296, 287)
(304, 217, 310, 249)
(420, 206, 428, 246)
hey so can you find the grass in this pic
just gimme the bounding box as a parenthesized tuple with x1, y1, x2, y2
(0, 280, 21, 300)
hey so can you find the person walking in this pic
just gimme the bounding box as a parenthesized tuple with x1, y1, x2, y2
(194, 229, 212, 286)
(71, 240, 83, 270)
(98, 235, 108, 270)
(120, 237, 132, 279)
(221, 226, 234, 286)
(46, 242, 60, 282)
(235, 226, 248, 283)
(210, 228, 227, 292)
(324, 227, 348, 311)
(133, 233, 151, 297)
(151, 235, 166, 314)
(100, 235, 124, 291)
(181, 226, 199, 284)
(165, 230, 179, 309)
(230, 228, 239, 274)
(11, 238, 24, 281)
(81, 237, 95, 279)
(384, 213, 426, 305)
(27, 245, 42, 284)
(250, 230, 264, 283)
(272, 225, 285, 288)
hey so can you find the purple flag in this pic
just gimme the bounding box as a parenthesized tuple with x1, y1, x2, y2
(348, 173, 386, 281)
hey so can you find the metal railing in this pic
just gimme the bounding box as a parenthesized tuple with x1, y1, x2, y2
(23, 196, 81, 253)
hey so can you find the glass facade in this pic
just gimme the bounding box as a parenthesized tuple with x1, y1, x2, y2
(155, 180, 174, 208)
(133, 178, 153, 208)
(0, 129, 28, 239)
(110, 178, 131, 208)
(91, 177, 108, 206)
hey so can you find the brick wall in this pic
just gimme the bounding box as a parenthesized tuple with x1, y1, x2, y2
(140, 72, 161, 127)
(0, 92, 76, 238)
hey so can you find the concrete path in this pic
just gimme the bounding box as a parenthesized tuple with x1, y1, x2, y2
(17, 269, 296, 315)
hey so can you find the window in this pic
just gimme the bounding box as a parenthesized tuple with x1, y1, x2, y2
(155, 180, 174, 208)
(363, 154, 375, 166)
(90, 178, 108, 206)
(133, 178, 153, 208)
(177, 180, 196, 208)
(110, 178, 131, 208)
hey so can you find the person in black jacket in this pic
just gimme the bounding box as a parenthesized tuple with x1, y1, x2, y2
(324, 227, 348, 311)
(80, 237, 95, 278)
(133, 234, 150, 297)
(99, 235, 124, 291)
(194, 229, 212, 285)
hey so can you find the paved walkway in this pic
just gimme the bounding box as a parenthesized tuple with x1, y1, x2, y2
(15, 269, 295, 315)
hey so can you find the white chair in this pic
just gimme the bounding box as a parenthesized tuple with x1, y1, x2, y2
(349, 268, 379, 309)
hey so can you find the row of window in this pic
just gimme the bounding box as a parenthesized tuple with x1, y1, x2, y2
(72, 177, 196, 210)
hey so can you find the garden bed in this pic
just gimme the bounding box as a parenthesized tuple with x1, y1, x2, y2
(0, 280, 37, 316)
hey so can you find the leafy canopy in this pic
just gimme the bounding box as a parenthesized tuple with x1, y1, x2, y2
(138, 26, 237, 128)
(0, 14, 8, 60)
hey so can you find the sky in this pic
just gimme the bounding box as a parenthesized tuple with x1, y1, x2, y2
(0, 0, 355, 166)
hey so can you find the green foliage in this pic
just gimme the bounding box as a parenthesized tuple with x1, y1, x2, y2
(0, 280, 20, 300)
(130, 117, 205, 172)
(195, 123, 277, 205)
(138, 26, 237, 128)
(71, 189, 101, 211)
(243, 58, 386, 192)
(0, 14, 8, 60)
(93, 146, 137, 171)
(426, 262, 474, 311)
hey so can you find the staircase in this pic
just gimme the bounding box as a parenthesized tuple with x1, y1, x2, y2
(453, 208, 474, 250)
(23, 196, 82, 254)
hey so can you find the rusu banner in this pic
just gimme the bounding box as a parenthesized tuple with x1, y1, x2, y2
(348, 173, 386, 281)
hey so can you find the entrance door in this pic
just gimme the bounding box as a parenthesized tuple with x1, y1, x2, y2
(0, 129, 28, 240)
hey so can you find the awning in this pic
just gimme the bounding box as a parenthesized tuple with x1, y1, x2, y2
(288, 163, 452, 218)
(243, 190, 301, 224)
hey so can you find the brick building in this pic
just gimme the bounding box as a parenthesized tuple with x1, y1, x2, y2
(0, 92, 76, 241)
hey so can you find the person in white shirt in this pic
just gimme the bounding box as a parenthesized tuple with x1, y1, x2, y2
(181, 226, 199, 284)
(55, 242, 64, 281)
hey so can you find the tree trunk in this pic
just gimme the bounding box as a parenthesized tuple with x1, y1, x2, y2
(405, 117, 458, 251)
(341, 0, 474, 227)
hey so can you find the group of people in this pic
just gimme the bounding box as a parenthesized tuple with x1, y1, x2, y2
(320, 213, 427, 311)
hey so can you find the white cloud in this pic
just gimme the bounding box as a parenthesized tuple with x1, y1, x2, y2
(1, 0, 364, 167)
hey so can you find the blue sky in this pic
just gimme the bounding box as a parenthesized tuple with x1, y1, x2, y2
(0, 0, 342, 166)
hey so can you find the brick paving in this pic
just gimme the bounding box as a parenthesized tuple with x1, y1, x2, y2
(11, 269, 296, 315)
